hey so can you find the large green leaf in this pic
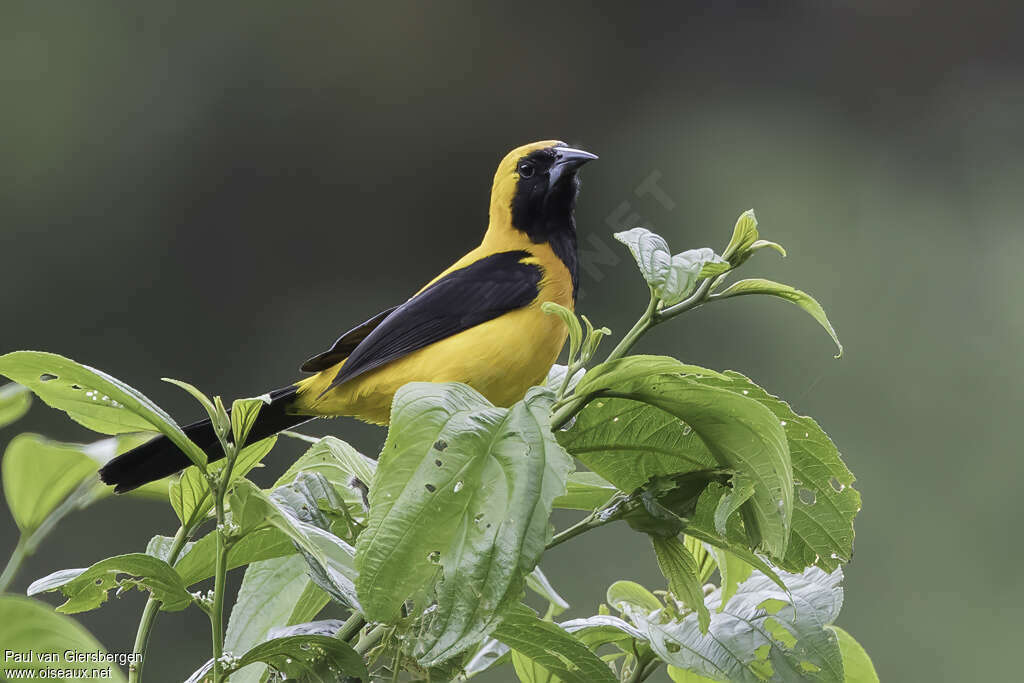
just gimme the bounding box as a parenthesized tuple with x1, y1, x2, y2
(493, 604, 617, 683)
(229, 476, 360, 608)
(224, 555, 331, 683)
(3, 433, 163, 536)
(573, 355, 728, 401)
(563, 372, 792, 559)
(0, 382, 32, 427)
(828, 626, 879, 683)
(27, 553, 193, 614)
(616, 567, 845, 683)
(714, 279, 842, 357)
(355, 383, 572, 665)
(558, 399, 716, 493)
(3, 434, 103, 533)
(694, 373, 858, 573)
(232, 634, 367, 682)
(0, 596, 127, 682)
(0, 351, 207, 467)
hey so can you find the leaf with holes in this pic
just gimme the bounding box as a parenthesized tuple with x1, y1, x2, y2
(27, 554, 193, 614)
(224, 555, 331, 683)
(616, 567, 845, 683)
(0, 351, 207, 467)
(562, 372, 792, 559)
(573, 356, 728, 402)
(557, 398, 716, 493)
(0, 382, 32, 427)
(187, 635, 368, 683)
(692, 372, 859, 573)
(493, 604, 617, 683)
(714, 279, 842, 357)
(355, 383, 572, 665)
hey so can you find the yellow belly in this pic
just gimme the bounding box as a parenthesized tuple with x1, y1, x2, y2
(293, 299, 568, 424)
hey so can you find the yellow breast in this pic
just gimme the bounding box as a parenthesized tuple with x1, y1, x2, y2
(293, 242, 572, 425)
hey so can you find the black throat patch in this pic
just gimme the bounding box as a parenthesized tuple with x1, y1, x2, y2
(509, 148, 580, 298)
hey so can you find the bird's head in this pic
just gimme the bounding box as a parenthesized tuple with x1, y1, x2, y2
(488, 140, 598, 243)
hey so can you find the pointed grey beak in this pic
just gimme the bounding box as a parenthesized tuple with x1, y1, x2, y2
(548, 146, 598, 186)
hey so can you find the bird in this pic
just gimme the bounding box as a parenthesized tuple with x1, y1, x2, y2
(99, 140, 597, 493)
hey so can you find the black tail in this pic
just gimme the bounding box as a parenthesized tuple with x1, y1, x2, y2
(99, 386, 311, 494)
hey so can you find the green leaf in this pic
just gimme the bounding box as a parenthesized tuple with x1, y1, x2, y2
(2, 434, 103, 533)
(706, 545, 754, 613)
(564, 372, 793, 559)
(668, 665, 717, 682)
(828, 626, 879, 683)
(0, 596, 128, 682)
(617, 567, 845, 683)
(512, 649, 560, 683)
(542, 301, 583, 362)
(559, 399, 716, 493)
(162, 378, 227, 438)
(229, 476, 360, 608)
(546, 364, 584, 395)
(651, 536, 710, 633)
(614, 227, 671, 289)
(231, 394, 271, 447)
(749, 239, 787, 257)
(2, 433, 160, 534)
(574, 355, 728, 401)
(169, 436, 277, 527)
(27, 553, 193, 614)
(694, 372, 859, 573)
(0, 351, 208, 467)
(553, 472, 617, 510)
(173, 527, 296, 586)
(526, 566, 570, 617)
(606, 581, 662, 614)
(0, 382, 32, 427)
(715, 278, 843, 357)
(493, 604, 617, 683)
(355, 383, 572, 665)
(722, 209, 759, 264)
(224, 555, 331, 683)
(232, 635, 368, 682)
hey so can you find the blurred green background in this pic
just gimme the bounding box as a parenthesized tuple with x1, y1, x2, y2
(3, 2, 1021, 680)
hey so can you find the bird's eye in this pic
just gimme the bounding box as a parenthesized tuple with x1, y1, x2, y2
(518, 162, 535, 178)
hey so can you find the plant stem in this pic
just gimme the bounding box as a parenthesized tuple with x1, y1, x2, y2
(0, 537, 27, 593)
(625, 651, 660, 683)
(336, 612, 366, 643)
(128, 524, 191, 683)
(353, 624, 387, 656)
(546, 512, 606, 550)
(210, 492, 228, 682)
(603, 291, 658, 364)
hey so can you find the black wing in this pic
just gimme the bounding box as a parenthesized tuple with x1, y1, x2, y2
(301, 306, 400, 372)
(319, 250, 541, 394)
